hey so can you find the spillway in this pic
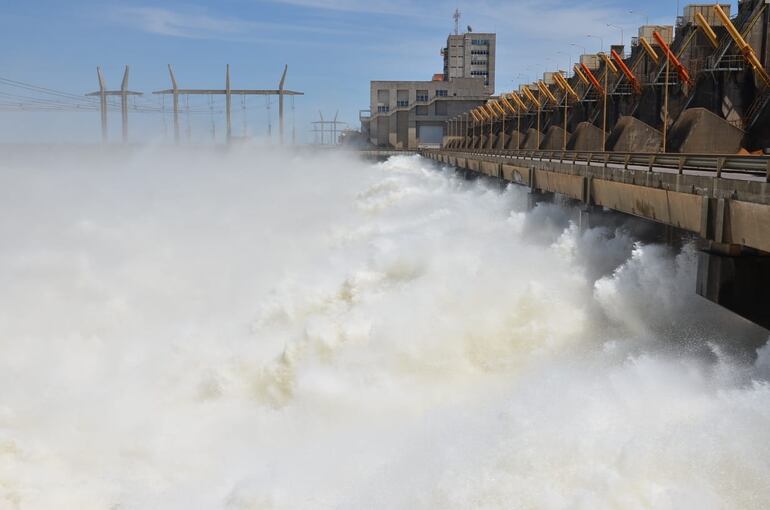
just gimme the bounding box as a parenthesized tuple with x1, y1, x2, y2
(0, 146, 769, 509)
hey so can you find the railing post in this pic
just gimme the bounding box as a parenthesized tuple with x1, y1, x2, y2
(716, 157, 725, 179)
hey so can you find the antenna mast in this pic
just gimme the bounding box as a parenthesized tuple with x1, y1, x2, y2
(453, 9, 461, 35)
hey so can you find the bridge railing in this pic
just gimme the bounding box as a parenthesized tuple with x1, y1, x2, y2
(426, 147, 770, 181)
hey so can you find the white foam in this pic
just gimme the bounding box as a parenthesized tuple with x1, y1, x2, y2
(0, 146, 768, 509)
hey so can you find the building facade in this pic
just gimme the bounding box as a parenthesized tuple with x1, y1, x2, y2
(363, 31, 496, 149)
(443, 33, 496, 94)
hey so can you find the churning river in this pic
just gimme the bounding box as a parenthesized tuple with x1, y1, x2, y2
(1, 146, 769, 509)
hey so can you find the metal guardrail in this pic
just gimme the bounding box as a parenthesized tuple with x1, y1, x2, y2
(424, 147, 770, 181)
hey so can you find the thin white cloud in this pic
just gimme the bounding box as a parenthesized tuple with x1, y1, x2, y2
(113, 6, 366, 39)
(115, 7, 248, 38)
(261, 0, 417, 15)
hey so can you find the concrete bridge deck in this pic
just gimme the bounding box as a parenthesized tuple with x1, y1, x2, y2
(423, 148, 770, 253)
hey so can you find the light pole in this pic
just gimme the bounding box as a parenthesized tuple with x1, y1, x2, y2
(571, 43, 586, 72)
(586, 34, 604, 53)
(536, 86, 541, 149)
(571, 43, 586, 55)
(662, 53, 669, 152)
(563, 89, 569, 151)
(500, 100, 505, 150)
(556, 51, 572, 74)
(525, 65, 537, 83)
(629, 10, 649, 25)
(607, 23, 624, 47)
(516, 95, 522, 150)
(603, 58, 609, 151)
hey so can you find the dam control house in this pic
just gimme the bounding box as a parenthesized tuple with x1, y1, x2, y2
(362, 30, 496, 149)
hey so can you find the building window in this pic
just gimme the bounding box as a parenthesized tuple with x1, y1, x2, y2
(435, 102, 447, 115)
(416, 90, 429, 102)
(435, 90, 448, 97)
(471, 39, 489, 45)
(416, 105, 428, 116)
(470, 70, 488, 76)
(377, 105, 389, 113)
(396, 100, 408, 107)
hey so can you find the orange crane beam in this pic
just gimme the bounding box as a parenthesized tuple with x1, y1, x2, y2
(580, 63, 605, 95)
(714, 4, 770, 88)
(653, 30, 693, 86)
(611, 49, 641, 94)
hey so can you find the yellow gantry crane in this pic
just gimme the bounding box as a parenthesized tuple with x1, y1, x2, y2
(695, 12, 719, 48)
(537, 80, 559, 105)
(573, 65, 590, 86)
(521, 86, 541, 108)
(553, 72, 579, 101)
(458, 2, 770, 151)
(500, 94, 517, 114)
(508, 91, 528, 111)
(713, 4, 770, 87)
(599, 52, 618, 76)
(639, 36, 660, 64)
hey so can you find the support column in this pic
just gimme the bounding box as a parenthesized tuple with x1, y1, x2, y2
(168, 65, 180, 144)
(278, 65, 288, 145)
(120, 65, 130, 143)
(226, 64, 232, 143)
(697, 245, 770, 330)
(97, 67, 107, 143)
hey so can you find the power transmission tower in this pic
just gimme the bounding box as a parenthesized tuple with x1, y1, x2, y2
(153, 65, 303, 144)
(311, 111, 347, 145)
(86, 66, 142, 143)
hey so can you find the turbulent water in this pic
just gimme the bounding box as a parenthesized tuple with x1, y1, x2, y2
(1, 146, 769, 509)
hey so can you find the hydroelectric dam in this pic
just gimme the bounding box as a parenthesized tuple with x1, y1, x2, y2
(354, 1, 770, 332)
(5, 0, 770, 506)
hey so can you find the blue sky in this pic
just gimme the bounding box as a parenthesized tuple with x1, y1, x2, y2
(1, 0, 736, 143)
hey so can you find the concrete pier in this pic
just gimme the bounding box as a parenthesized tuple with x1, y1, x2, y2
(697, 247, 770, 330)
(668, 108, 745, 154)
(567, 122, 605, 151)
(607, 116, 663, 152)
